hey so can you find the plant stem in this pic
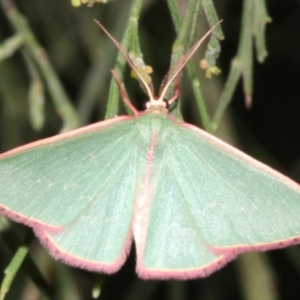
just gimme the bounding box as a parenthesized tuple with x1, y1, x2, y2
(0, 0, 80, 132)
(212, 0, 271, 129)
(104, 0, 144, 119)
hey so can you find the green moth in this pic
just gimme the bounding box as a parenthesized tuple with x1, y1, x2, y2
(0, 21, 300, 280)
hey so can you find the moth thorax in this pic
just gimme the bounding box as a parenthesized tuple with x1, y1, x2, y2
(143, 98, 169, 114)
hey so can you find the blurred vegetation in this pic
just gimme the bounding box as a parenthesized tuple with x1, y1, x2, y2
(0, 0, 300, 299)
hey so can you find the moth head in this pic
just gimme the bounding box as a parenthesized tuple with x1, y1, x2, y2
(94, 19, 222, 113)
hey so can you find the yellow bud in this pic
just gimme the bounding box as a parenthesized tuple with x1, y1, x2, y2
(71, 0, 82, 7)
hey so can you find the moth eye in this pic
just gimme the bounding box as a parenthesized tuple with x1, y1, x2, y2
(163, 99, 170, 109)
(143, 101, 151, 109)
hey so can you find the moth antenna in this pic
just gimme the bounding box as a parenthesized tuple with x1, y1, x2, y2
(166, 74, 180, 106)
(158, 20, 223, 101)
(111, 70, 139, 116)
(159, 56, 184, 98)
(94, 20, 155, 100)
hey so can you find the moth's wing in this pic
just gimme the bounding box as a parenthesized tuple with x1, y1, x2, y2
(136, 117, 300, 280)
(0, 116, 138, 273)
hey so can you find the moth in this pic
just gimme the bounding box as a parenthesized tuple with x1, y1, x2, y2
(0, 20, 300, 280)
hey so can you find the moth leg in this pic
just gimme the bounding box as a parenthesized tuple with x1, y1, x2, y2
(111, 69, 139, 116)
(167, 75, 180, 106)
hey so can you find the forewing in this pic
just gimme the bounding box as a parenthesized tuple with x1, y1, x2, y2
(136, 115, 300, 279)
(177, 122, 300, 250)
(0, 117, 138, 273)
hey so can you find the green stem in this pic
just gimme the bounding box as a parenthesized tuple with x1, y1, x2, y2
(0, 227, 52, 300)
(104, 0, 144, 119)
(22, 50, 45, 131)
(0, 33, 24, 62)
(202, 0, 224, 39)
(0, 0, 80, 132)
(213, 0, 253, 128)
(254, 0, 272, 62)
(212, 0, 270, 129)
(76, 2, 131, 124)
(167, 0, 217, 132)
(236, 253, 279, 300)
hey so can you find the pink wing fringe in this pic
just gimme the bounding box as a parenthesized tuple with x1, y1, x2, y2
(35, 228, 133, 274)
(3, 200, 299, 280)
(1, 114, 300, 279)
(136, 234, 300, 280)
(136, 253, 237, 280)
(0, 116, 132, 159)
(182, 121, 300, 191)
(0, 203, 133, 273)
(135, 117, 300, 280)
(0, 116, 135, 274)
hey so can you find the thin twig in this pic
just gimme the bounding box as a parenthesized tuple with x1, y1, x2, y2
(0, 0, 80, 132)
